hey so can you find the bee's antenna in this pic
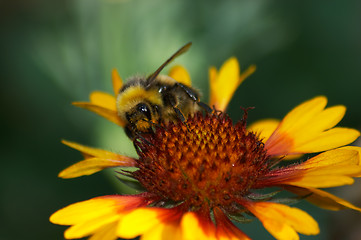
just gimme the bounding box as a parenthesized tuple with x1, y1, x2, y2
(146, 42, 192, 87)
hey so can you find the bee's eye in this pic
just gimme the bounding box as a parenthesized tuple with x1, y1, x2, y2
(136, 103, 152, 120)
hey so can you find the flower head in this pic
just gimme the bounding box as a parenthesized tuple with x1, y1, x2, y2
(133, 112, 270, 211)
(51, 58, 361, 240)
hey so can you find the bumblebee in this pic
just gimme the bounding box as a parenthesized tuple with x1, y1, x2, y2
(116, 42, 211, 139)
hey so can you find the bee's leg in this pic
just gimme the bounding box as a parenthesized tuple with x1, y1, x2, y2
(167, 93, 189, 129)
(173, 106, 186, 123)
(125, 123, 153, 143)
(173, 106, 191, 132)
(174, 83, 213, 113)
(133, 133, 154, 146)
(174, 83, 198, 101)
(164, 90, 187, 123)
(196, 101, 213, 113)
(124, 126, 135, 139)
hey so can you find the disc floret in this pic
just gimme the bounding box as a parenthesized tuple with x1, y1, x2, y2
(133, 112, 271, 214)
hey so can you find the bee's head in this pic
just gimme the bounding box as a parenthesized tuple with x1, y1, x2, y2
(121, 101, 161, 139)
(126, 102, 154, 130)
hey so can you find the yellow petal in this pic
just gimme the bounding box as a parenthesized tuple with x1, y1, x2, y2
(285, 186, 361, 212)
(292, 127, 360, 153)
(283, 148, 361, 188)
(341, 146, 361, 164)
(293, 105, 346, 137)
(239, 65, 256, 84)
(50, 196, 147, 239)
(265, 96, 326, 155)
(117, 208, 180, 239)
(62, 140, 121, 159)
(209, 67, 218, 86)
(248, 119, 301, 160)
(181, 212, 217, 240)
(168, 65, 192, 86)
(281, 106, 348, 151)
(50, 197, 121, 225)
(112, 69, 123, 96)
(248, 119, 280, 142)
(209, 57, 240, 112)
(247, 202, 319, 240)
(59, 141, 136, 178)
(300, 148, 360, 169)
(216, 231, 249, 240)
(88, 221, 118, 240)
(287, 175, 355, 188)
(72, 102, 125, 126)
(213, 207, 250, 240)
(90, 91, 117, 111)
(265, 96, 360, 156)
(209, 66, 218, 107)
(340, 146, 361, 176)
(277, 96, 328, 132)
(209, 58, 255, 112)
(141, 222, 182, 240)
(64, 212, 119, 239)
(58, 157, 135, 178)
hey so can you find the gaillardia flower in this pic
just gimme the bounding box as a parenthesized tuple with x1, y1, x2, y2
(51, 58, 361, 240)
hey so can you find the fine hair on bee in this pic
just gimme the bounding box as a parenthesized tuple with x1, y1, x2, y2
(116, 42, 212, 139)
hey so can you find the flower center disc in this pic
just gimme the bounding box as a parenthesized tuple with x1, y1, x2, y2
(133, 112, 270, 211)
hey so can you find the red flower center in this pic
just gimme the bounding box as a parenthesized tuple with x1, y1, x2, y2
(133, 112, 271, 213)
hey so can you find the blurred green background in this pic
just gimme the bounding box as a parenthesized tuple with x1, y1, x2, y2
(1, 0, 361, 239)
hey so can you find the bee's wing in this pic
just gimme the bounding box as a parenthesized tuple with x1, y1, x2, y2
(146, 42, 192, 87)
